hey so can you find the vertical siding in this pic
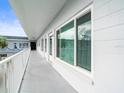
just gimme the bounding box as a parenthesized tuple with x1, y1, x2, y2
(93, 0, 124, 93)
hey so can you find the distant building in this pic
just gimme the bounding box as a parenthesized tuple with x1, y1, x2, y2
(0, 36, 29, 60)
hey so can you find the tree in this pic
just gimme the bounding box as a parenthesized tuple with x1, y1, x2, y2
(0, 36, 7, 48)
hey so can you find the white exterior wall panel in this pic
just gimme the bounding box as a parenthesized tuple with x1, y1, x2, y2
(37, 0, 124, 93)
(94, 0, 124, 93)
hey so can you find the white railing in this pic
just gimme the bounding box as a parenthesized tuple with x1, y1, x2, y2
(0, 48, 30, 93)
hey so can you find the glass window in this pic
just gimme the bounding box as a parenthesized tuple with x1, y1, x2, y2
(23, 43, 25, 47)
(49, 36, 53, 55)
(19, 43, 21, 48)
(14, 43, 17, 49)
(57, 20, 74, 65)
(26, 43, 28, 47)
(56, 30, 61, 57)
(45, 39, 47, 52)
(77, 11, 91, 71)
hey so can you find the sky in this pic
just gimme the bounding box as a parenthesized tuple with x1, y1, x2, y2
(0, 0, 27, 37)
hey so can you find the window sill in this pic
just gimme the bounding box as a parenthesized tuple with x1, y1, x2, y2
(55, 57, 94, 82)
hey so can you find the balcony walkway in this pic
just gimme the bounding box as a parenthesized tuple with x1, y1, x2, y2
(19, 51, 78, 93)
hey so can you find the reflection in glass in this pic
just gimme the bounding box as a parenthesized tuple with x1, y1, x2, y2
(77, 12, 91, 71)
(57, 30, 60, 57)
(45, 39, 47, 52)
(49, 36, 52, 55)
(57, 21, 74, 65)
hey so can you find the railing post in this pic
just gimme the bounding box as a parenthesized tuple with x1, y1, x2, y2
(0, 48, 30, 93)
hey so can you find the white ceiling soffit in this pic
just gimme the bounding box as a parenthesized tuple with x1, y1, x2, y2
(9, 0, 66, 40)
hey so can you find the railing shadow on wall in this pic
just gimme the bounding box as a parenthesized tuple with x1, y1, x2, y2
(0, 48, 31, 93)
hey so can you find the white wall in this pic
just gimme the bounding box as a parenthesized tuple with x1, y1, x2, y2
(93, 0, 124, 93)
(37, 0, 124, 93)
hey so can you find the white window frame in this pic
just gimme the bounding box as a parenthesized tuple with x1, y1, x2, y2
(48, 32, 54, 56)
(41, 37, 44, 52)
(44, 37, 47, 53)
(55, 19, 75, 64)
(54, 5, 93, 79)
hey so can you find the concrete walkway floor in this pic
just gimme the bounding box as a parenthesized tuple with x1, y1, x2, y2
(20, 51, 78, 93)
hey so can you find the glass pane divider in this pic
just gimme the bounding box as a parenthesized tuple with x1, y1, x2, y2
(74, 18, 77, 66)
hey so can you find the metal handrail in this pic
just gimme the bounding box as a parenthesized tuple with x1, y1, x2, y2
(0, 48, 31, 93)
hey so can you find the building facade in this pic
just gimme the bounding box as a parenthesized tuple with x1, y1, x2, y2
(9, 0, 124, 93)
(0, 36, 29, 60)
(6, 36, 29, 50)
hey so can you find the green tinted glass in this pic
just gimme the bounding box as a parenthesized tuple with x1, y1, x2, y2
(77, 11, 91, 71)
(57, 30, 60, 57)
(60, 20, 74, 65)
(49, 36, 52, 55)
